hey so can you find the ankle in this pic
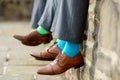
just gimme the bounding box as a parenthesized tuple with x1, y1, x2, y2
(63, 42, 80, 58)
(57, 40, 66, 50)
(37, 26, 49, 34)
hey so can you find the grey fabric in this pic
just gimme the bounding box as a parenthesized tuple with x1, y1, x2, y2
(38, 0, 57, 31)
(30, 0, 46, 29)
(53, 0, 89, 43)
(38, 0, 89, 43)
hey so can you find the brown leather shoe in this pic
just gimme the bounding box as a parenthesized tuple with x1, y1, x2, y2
(37, 52, 84, 75)
(13, 31, 53, 46)
(30, 42, 61, 61)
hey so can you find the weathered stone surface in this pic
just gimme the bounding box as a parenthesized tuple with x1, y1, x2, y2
(0, 53, 5, 75)
(0, 74, 33, 80)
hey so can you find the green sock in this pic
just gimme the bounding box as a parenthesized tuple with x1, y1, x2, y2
(37, 26, 49, 34)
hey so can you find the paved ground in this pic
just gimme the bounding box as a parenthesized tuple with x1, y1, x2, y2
(0, 22, 63, 80)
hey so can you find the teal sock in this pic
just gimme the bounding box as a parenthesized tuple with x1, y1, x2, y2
(37, 26, 49, 34)
(57, 40, 66, 50)
(63, 41, 80, 57)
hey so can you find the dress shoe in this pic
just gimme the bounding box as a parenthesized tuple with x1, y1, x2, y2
(13, 31, 53, 46)
(30, 42, 61, 61)
(37, 52, 84, 75)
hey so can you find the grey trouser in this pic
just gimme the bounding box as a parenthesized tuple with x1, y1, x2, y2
(31, 0, 89, 43)
(30, 0, 46, 29)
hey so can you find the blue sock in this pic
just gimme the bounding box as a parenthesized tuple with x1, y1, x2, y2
(57, 40, 66, 50)
(63, 41, 80, 57)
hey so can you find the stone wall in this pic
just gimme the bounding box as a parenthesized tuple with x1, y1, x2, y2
(62, 0, 120, 80)
(0, 0, 33, 21)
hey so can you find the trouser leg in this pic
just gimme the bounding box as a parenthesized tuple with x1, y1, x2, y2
(30, 0, 47, 29)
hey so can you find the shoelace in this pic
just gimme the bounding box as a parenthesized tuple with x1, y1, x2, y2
(46, 42, 57, 54)
(55, 52, 62, 62)
(49, 42, 57, 49)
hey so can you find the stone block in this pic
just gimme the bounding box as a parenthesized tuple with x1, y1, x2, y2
(0, 74, 34, 80)
(85, 46, 93, 62)
(0, 51, 7, 75)
(95, 51, 112, 77)
(99, 0, 118, 50)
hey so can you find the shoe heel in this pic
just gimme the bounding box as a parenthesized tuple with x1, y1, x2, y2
(74, 62, 84, 69)
(43, 41, 50, 44)
(43, 37, 52, 44)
